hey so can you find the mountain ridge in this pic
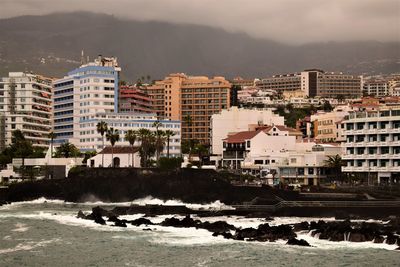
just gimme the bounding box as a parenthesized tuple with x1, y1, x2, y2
(0, 12, 398, 81)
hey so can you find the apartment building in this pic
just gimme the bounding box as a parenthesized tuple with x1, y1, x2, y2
(53, 55, 121, 146)
(342, 106, 400, 184)
(256, 69, 362, 98)
(119, 85, 152, 114)
(0, 72, 53, 149)
(311, 105, 352, 143)
(144, 73, 231, 144)
(362, 79, 389, 97)
(78, 112, 181, 156)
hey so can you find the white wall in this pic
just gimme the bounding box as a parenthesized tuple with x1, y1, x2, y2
(88, 153, 141, 168)
(211, 107, 284, 155)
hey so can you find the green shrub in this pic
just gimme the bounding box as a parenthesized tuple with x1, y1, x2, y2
(158, 157, 183, 170)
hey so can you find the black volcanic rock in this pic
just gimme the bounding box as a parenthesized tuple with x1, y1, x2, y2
(131, 217, 154, 226)
(286, 238, 311, 247)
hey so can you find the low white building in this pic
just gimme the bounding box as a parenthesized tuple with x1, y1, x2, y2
(87, 146, 141, 168)
(222, 125, 341, 185)
(210, 107, 284, 155)
(78, 112, 181, 157)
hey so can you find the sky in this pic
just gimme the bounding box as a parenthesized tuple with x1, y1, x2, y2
(1, 0, 399, 44)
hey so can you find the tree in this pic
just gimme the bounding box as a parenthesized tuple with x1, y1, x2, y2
(106, 127, 120, 167)
(125, 129, 137, 167)
(322, 101, 333, 112)
(10, 130, 33, 177)
(96, 121, 108, 167)
(164, 130, 176, 158)
(324, 154, 344, 182)
(192, 143, 208, 167)
(55, 142, 80, 158)
(48, 131, 56, 158)
(152, 120, 165, 163)
(137, 128, 156, 167)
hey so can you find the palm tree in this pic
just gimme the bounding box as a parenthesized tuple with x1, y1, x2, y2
(96, 121, 108, 167)
(183, 114, 193, 158)
(324, 154, 344, 182)
(48, 131, 56, 158)
(137, 128, 155, 167)
(164, 130, 176, 158)
(193, 143, 208, 167)
(55, 142, 79, 158)
(125, 129, 137, 167)
(106, 127, 120, 167)
(155, 130, 166, 163)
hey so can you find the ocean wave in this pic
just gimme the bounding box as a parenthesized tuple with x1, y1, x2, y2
(0, 196, 234, 210)
(11, 223, 30, 233)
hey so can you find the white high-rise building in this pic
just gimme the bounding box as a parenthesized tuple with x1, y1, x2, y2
(0, 72, 53, 149)
(342, 106, 400, 184)
(210, 107, 285, 155)
(53, 55, 121, 147)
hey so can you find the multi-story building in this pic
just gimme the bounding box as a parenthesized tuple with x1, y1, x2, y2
(341, 106, 400, 184)
(53, 55, 121, 146)
(0, 72, 53, 149)
(311, 105, 352, 143)
(221, 125, 340, 185)
(256, 69, 362, 98)
(210, 107, 284, 155)
(144, 73, 231, 144)
(119, 85, 152, 114)
(362, 79, 389, 97)
(78, 112, 181, 156)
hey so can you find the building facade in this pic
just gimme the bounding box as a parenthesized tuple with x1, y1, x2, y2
(256, 69, 362, 98)
(53, 56, 121, 146)
(0, 72, 53, 149)
(78, 112, 181, 156)
(221, 126, 340, 185)
(362, 79, 389, 97)
(144, 73, 231, 144)
(311, 106, 352, 143)
(342, 106, 400, 184)
(119, 85, 152, 114)
(210, 107, 285, 155)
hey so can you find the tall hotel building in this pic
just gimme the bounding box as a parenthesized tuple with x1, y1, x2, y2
(256, 69, 362, 98)
(342, 106, 400, 184)
(53, 56, 120, 146)
(0, 72, 53, 149)
(144, 73, 231, 144)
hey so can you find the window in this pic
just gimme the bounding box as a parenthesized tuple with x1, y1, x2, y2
(246, 140, 250, 148)
(254, 160, 263, 164)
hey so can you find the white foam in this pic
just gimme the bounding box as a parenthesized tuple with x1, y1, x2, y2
(297, 232, 398, 250)
(11, 223, 30, 233)
(0, 238, 61, 254)
(1, 196, 234, 210)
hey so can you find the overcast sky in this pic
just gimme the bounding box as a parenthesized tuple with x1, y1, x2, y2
(1, 0, 399, 44)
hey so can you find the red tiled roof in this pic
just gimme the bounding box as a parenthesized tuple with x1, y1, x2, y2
(99, 146, 140, 154)
(224, 130, 261, 143)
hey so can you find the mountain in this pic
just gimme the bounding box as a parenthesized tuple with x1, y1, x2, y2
(0, 12, 398, 81)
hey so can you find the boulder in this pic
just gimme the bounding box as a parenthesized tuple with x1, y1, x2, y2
(94, 216, 106, 225)
(200, 220, 236, 233)
(373, 236, 385, 243)
(286, 238, 311, 247)
(161, 215, 198, 228)
(293, 221, 309, 232)
(212, 232, 233, 239)
(77, 210, 87, 219)
(113, 220, 127, 227)
(131, 217, 154, 226)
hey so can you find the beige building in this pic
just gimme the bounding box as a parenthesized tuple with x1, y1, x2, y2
(256, 69, 362, 98)
(311, 105, 352, 143)
(144, 73, 231, 144)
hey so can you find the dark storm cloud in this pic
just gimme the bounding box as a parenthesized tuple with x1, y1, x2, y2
(0, 0, 399, 44)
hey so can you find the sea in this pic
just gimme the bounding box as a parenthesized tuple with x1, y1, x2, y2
(0, 197, 399, 267)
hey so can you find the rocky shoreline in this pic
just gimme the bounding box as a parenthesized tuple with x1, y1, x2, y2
(76, 206, 400, 249)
